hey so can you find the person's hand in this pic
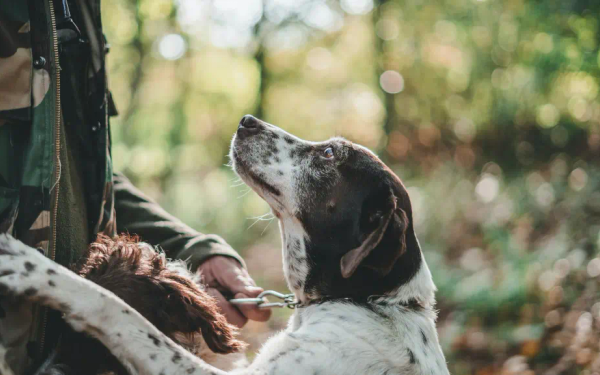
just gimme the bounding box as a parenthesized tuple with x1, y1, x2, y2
(198, 256, 271, 328)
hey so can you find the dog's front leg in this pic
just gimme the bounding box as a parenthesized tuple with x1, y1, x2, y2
(0, 235, 228, 375)
(0, 343, 16, 375)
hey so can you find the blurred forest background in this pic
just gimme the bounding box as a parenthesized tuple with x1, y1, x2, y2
(101, 0, 600, 373)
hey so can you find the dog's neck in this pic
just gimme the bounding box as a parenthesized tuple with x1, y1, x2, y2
(280, 218, 436, 310)
(372, 258, 436, 309)
(296, 257, 437, 310)
(279, 217, 310, 303)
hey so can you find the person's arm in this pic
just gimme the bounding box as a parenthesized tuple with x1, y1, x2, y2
(112, 172, 243, 269)
(112, 172, 270, 327)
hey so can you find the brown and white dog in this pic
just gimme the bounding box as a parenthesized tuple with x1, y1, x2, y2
(0, 116, 449, 375)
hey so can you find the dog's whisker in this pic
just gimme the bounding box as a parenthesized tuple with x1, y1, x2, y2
(247, 214, 274, 230)
(260, 218, 274, 236)
(247, 218, 261, 230)
(237, 188, 252, 199)
(247, 213, 274, 220)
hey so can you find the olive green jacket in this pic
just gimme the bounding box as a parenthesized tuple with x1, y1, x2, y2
(0, 1, 242, 373)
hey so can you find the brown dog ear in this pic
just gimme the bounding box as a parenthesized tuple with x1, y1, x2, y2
(340, 190, 408, 279)
(340, 209, 394, 278)
(158, 275, 246, 354)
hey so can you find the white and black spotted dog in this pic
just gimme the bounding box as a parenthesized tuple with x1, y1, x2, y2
(0, 116, 449, 375)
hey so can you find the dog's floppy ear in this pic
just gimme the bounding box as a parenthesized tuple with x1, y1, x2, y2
(340, 187, 408, 279)
(157, 275, 246, 354)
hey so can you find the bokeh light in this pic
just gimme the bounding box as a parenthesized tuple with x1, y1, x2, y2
(340, 0, 374, 15)
(157, 33, 187, 60)
(475, 174, 499, 203)
(379, 70, 404, 94)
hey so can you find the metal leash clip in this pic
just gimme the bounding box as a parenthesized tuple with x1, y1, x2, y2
(229, 290, 298, 309)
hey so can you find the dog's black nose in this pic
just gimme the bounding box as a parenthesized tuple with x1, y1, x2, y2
(240, 115, 259, 128)
(237, 115, 261, 139)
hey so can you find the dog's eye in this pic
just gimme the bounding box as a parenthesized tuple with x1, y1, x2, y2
(323, 147, 334, 159)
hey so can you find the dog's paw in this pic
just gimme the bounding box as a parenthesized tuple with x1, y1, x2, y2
(0, 234, 54, 299)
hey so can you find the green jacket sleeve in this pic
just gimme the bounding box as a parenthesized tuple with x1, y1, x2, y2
(112, 172, 245, 270)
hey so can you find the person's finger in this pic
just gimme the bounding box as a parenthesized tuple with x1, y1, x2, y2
(217, 264, 272, 322)
(199, 257, 272, 322)
(233, 292, 272, 322)
(216, 261, 264, 297)
(206, 287, 248, 328)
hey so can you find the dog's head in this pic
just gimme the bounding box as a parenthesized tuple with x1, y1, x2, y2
(230, 116, 425, 304)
